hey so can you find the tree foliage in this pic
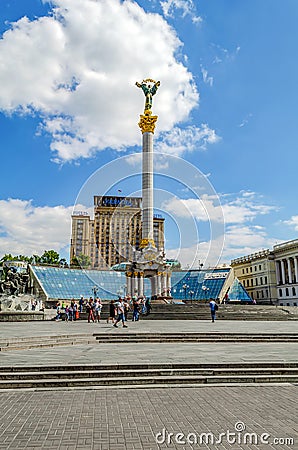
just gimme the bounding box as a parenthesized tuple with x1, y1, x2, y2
(0, 250, 66, 267)
(70, 254, 91, 269)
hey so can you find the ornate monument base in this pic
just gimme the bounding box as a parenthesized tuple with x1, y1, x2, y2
(125, 242, 172, 301)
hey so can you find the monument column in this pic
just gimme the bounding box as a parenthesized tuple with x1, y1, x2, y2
(136, 79, 160, 249)
(138, 272, 144, 298)
(134, 272, 139, 297)
(133, 78, 172, 301)
(157, 273, 162, 297)
(127, 273, 132, 297)
(166, 271, 171, 296)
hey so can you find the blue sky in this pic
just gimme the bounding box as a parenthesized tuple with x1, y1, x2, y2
(0, 0, 297, 267)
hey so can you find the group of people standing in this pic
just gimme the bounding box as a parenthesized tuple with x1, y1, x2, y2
(55, 295, 151, 325)
(109, 296, 151, 328)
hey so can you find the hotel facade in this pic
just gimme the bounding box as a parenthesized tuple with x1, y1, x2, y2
(70, 195, 164, 270)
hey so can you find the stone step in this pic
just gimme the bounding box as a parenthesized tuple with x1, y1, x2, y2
(1, 331, 298, 351)
(0, 373, 297, 390)
(0, 367, 298, 381)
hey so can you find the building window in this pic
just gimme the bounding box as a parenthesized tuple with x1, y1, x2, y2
(255, 278, 258, 286)
(260, 277, 263, 285)
(286, 288, 289, 296)
(250, 267, 252, 272)
(292, 287, 296, 296)
(242, 269, 245, 274)
(259, 265, 262, 270)
(279, 288, 282, 297)
(246, 268, 248, 273)
(264, 276, 267, 284)
(254, 266, 257, 271)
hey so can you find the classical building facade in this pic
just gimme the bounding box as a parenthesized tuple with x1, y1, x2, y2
(70, 196, 164, 270)
(231, 238, 298, 306)
(231, 250, 277, 304)
(273, 239, 298, 306)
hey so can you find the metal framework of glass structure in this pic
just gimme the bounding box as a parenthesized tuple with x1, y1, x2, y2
(30, 266, 251, 302)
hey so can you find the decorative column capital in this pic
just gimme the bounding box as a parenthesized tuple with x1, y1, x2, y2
(138, 112, 158, 134)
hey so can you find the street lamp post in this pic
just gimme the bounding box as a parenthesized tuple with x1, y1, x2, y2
(182, 283, 189, 301)
(202, 285, 209, 303)
(92, 286, 98, 301)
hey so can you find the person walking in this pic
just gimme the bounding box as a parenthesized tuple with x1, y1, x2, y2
(145, 297, 152, 316)
(113, 298, 128, 328)
(55, 302, 61, 321)
(209, 298, 218, 322)
(93, 298, 102, 323)
(132, 298, 140, 321)
(79, 296, 84, 313)
(123, 297, 130, 322)
(86, 299, 95, 323)
(107, 300, 116, 324)
(64, 305, 69, 322)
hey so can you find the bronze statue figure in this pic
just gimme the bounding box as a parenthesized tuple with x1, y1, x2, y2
(136, 78, 160, 113)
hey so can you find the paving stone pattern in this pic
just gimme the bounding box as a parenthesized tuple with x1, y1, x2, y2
(0, 386, 297, 450)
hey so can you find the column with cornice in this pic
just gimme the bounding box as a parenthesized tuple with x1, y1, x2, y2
(275, 260, 281, 285)
(287, 258, 293, 284)
(138, 272, 144, 298)
(280, 259, 286, 284)
(126, 272, 132, 297)
(294, 257, 298, 283)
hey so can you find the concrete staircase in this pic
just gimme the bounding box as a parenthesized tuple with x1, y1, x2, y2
(77, 303, 298, 321)
(0, 333, 95, 352)
(0, 362, 297, 390)
(1, 330, 298, 351)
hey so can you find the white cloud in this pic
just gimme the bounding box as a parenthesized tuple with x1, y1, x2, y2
(284, 215, 298, 231)
(155, 124, 220, 155)
(201, 67, 213, 87)
(163, 191, 277, 225)
(0, 0, 198, 162)
(163, 191, 279, 267)
(212, 44, 241, 64)
(0, 198, 80, 258)
(166, 224, 278, 268)
(160, 0, 202, 23)
(238, 113, 253, 128)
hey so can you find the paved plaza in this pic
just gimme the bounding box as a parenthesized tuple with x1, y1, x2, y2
(0, 320, 297, 449)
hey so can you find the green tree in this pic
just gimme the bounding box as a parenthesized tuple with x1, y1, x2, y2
(0, 254, 14, 265)
(71, 254, 91, 269)
(31, 254, 41, 264)
(59, 258, 68, 268)
(40, 250, 60, 265)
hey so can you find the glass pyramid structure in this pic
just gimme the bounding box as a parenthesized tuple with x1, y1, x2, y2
(30, 265, 251, 303)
